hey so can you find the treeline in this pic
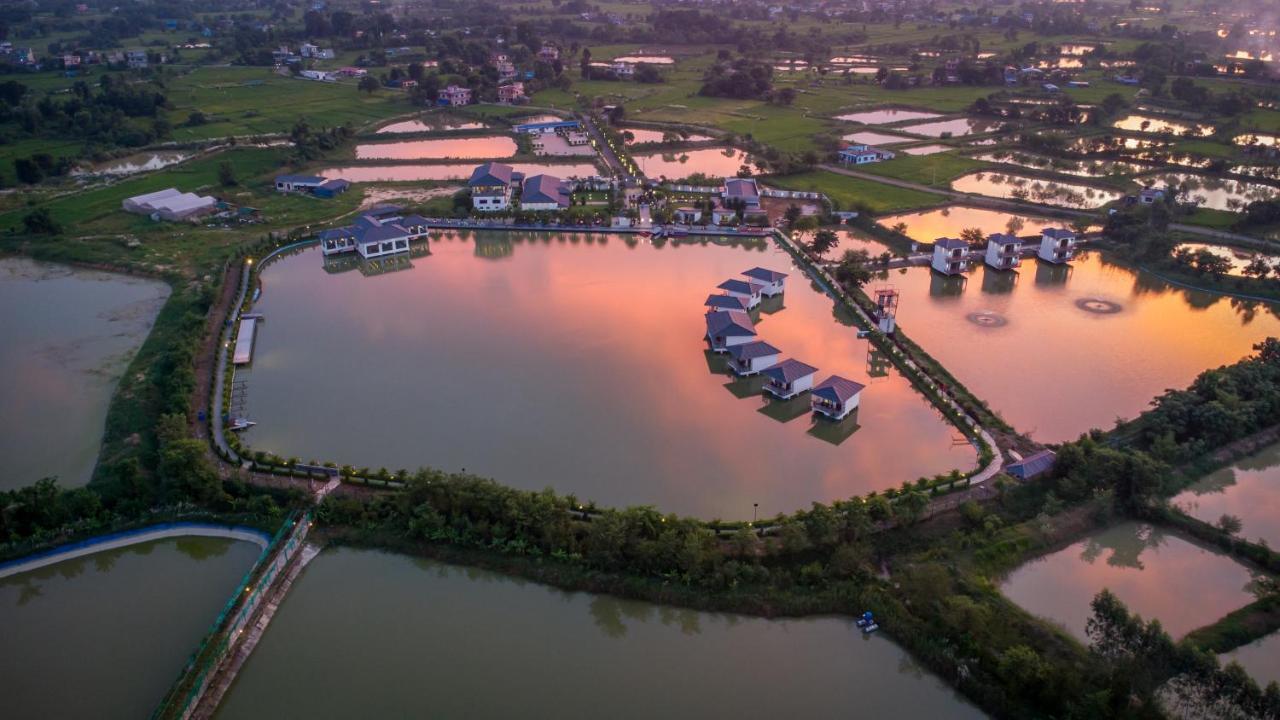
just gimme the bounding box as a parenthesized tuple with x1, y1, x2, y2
(700, 58, 774, 100)
(1, 74, 170, 158)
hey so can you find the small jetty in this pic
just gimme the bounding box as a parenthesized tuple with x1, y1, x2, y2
(233, 317, 258, 365)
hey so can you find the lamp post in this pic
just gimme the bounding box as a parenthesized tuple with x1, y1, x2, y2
(753, 503, 758, 523)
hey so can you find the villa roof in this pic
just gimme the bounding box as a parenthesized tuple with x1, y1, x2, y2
(1042, 227, 1075, 239)
(987, 233, 1021, 246)
(705, 294, 749, 310)
(813, 375, 865, 403)
(276, 174, 326, 184)
(706, 309, 756, 337)
(1007, 449, 1057, 480)
(742, 267, 788, 283)
(728, 340, 781, 361)
(934, 237, 967, 250)
(722, 177, 760, 201)
(469, 162, 515, 188)
(521, 174, 570, 207)
(718, 278, 764, 294)
(318, 178, 350, 191)
(762, 358, 819, 384)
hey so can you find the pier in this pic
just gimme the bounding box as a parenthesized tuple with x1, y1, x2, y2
(232, 317, 257, 365)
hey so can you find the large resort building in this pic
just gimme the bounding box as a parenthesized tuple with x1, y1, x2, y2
(469, 162, 516, 211)
(318, 207, 430, 259)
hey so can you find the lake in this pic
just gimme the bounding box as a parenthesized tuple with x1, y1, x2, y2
(376, 116, 488, 133)
(1172, 441, 1280, 549)
(974, 150, 1147, 178)
(1141, 172, 1280, 212)
(0, 536, 261, 719)
(239, 235, 973, 518)
(951, 171, 1123, 209)
(623, 127, 713, 144)
(0, 258, 169, 490)
(897, 117, 1004, 138)
(1001, 522, 1264, 642)
(836, 109, 945, 124)
(354, 136, 518, 160)
(1173, 242, 1280, 277)
(842, 130, 916, 146)
(879, 205, 1081, 243)
(633, 147, 756, 180)
(215, 548, 986, 719)
(317, 162, 601, 182)
(1113, 114, 1215, 137)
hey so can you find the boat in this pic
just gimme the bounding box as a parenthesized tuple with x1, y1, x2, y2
(862, 623, 880, 634)
(227, 418, 257, 431)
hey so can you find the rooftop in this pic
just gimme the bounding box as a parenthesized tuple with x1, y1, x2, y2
(718, 278, 764, 294)
(813, 375, 865, 403)
(704, 294, 749, 310)
(934, 237, 968, 250)
(742, 267, 788, 283)
(728, 340, 781, 361)
(987, 233, 1021, 246)
(763, 358, 819, 383)
(470, 162, 515, 188)
(1042, 228, 1076, 239)
(706, 309, 757, 337)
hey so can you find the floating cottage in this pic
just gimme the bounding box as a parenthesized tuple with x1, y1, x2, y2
(1038, 228, 1078, 264)
(727, 340, 782, 376)
(318, 208, 430, 259)
(705, 294, 749, 312)
(931, 237, 969, 275)
(762, 358, 819, 400)
(706, 310, 758, 353)
(985, 233, 1022, 271)
(741, 267, 788, 297)
(718, 278, 765, 309)
(811, 375, 865, 421)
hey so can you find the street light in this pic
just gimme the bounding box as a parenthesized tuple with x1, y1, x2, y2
(753, 503, 758, 523)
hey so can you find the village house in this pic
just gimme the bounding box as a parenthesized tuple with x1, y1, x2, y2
(126, 50, 148, 68)
(984, 233, 1022, 270)
(299, 69, 335, 82)
(718, 278, 764, 309)
(497, 82, 526, 104)
(762, 358, 819, 400)
(439, 85, 472, 106)
(300, 43, 335, 59)
(711, 201, 737, 225)
(1038, 228, 1078, 264)
(1007, 449, 1057, 480)
(811, 375, 865, 421)
(706, 310, 758, 353)
(538, 44, 560, 61)
(317, 207, 429, 259)
(931, 237, 969, 275)
(673, 206, 703, 224)
(469, 162, 516, 211)
(274, 174, 327, 192)
(838, 144, 896, 165)
(1139, 186, 1165, 204)
(611, 61, 636, 78)
(741, 267, 787, 296)
(704, 294, 749, 312)
(63, 54, 81, 68)
(728, 340, 782, 376)
(519, 174, 570, 211)
(314, 178, 351, 198)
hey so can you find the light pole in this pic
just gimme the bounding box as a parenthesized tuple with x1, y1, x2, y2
(753, 503, 758, 523)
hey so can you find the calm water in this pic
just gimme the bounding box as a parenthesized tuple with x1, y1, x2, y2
(842, 130, 914, 146)
(974, 150, 1146, 178)
(633, 147, 755, 180)
(1113, 114, 1215, 137)
(0, 258, 169, 489)
(318, 162, 601, 182)
(612, 55, 675, 64)
(1143, 172, 1280, 212)
(376, 116, 488, 133)
(1235, 133, 1279, 148)
(241, 236, 972, 518)
(1174, 242, 1280, 277)
(862, 224, 1280, 441)
(0, 537, 260, 719)
(952, 171, 1123, 209)
(623, 127, 713, 144)
(1222, 633, 1280, 688)
(898, 117, 1003, 138)
(73, 151, 192, 177)
(216, 548, 985, 719)
(354, 136, 518, 160)
(879, 205, 1075, 243)
(1172, 442, 1280, 549)
(1059, 43, 1098, 55)
(836, 109, 943, 124)
(1001, 522, 1263, 641)
(901, 144, 953, 156)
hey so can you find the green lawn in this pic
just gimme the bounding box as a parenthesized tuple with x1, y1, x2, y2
(856, 152, 989, 188)
(768, 170, 946, 214)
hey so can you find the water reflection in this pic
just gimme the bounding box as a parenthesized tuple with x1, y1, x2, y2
(1172, 442, 1280, 549)
(836, 109, 943, 124)
(951, 172, 1122, 209)
(632, 146, 755, 179)
(355, 136, 518, 160)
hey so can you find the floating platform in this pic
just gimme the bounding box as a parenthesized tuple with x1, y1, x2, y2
(233, 317, 257, 365)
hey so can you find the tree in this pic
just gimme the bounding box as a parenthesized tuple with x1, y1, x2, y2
(358, 75, 381, 94)
(14, 157, 42, 184)
(217, 161, 237, 187)
(834, 249, 873, 288)
(22, 208, 61, 235)
(896, 489, 929, 524)
(580, 47, 591, 79)
(810, 229, 840, 256)
(1217, 514, 1243, 535)
(959, 227, 984, 245)
(784, 204, 802, 225)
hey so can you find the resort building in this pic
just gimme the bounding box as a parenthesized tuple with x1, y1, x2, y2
(1007, 449, 1057, 480)
(984, 233, 1022, 270)
(122, 187, 217, 221)
(519, 174, 570, 211)
(762, 358, 819, 400)
(811, 375, 865, 421)
(711, 201, 737, 225)
(727, 340, 782, 376)
(317, 209, 429, 259)
(741, 267, 787, 296)
(931, 237, 969, 275)
(705, 294, 749, 312)
(722, 178, 761, 210)
(718, 278, 764, 309)
(838, 144, 896, 165)
(1039, 228, 1078, 264)
(497, 82, 526, 104)
(469, 162, 516, 211)
(274, 174, 327, 192)
(705, 310, 757, 353)
(438, 85, 472, 106)
(673, 207, 703, 224)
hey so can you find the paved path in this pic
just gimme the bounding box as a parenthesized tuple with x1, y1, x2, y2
(579, 112, 630, 179)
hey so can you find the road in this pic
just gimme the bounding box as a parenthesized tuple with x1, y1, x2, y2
(579, 112, 630, 178)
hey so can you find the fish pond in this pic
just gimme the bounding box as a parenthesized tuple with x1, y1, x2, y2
(633, 147, 755, 180)
(1172, 441, 1280, 550)
(1000, 522, 1265, 642)
(1173, 242, 1280, 277)
(216, 548, 986, 719)
(0, 258, 169, 490)
(1141, 172, 1280, 212)
(375, 116, 488, 133)
(316, 162, 601, 182)
(239, 234, 973, 518)
(974, 150, 1147, 178)
(835, 109, 945, 124)
(1112, 114, 1215, 137)
(897, 117, 1004, 138)
(611, 55, 675, 64)
(842, 130, 915, 146)
(951, 171, 1123, 209)
(1222, 633, 1280, 688)
(622, 127, 713, 144)
(0, 535, 262, 719)
(73, 150, 193, 177)
(353, 136, 518, 160)
(900, 144, 954, 156)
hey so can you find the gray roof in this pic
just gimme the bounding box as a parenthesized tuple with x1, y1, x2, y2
(521, 174, 570, 207)
(1008, 449, 1056, 480)
(723, 178, 760, 200)
(276, 174, 326, 184)
(318, 178, 350, 190)
(742, 267, 788, 283)
(469, 162, 515, 188)
(934, 237, 967, 250)
(1042, 227, 1075, 239)
(987, 233, 1020, 246)
(706, 310, 756, 337)
(812, 375, 865, 403)
(705, 294, 749, 310)
(762, 358, 819, 383)
(718, 278, 764, 294)
(728, 340, 781, 361)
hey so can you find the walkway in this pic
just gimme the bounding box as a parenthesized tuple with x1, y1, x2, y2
(578, 112, 630, 179)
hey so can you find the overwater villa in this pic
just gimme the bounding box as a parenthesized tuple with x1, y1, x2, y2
(718, 278, 765, 309)
(741, 267, 788, 296)
(706, 310, 758, 353)
(762, 358, 819, 399)
(811, 375, 865, 421)
(985, 233, 1022, 270)
(318, 208, 430, 259)
(931, 237, 970, 275)
(705, 294, 749, 312)
(727, 340, 782, 376)
(1038, 228, 1078, 264)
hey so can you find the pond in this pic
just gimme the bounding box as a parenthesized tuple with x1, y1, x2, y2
(353, 136, 518, 160)
(830, 55, 883, 64)
(215, 548, 986, 719)
(375, 116, 488, 133)
(1112, 114, 1215, 137)
(240, 235, 973, 519)
(1059, 43, 1098, 55)
(835, 109, 945, 124)
(622, 127, 713, 144)
(1142, 172, 1280, 212)
(0, 258, 169, 490)
(1000, 522, 1264, 642)
(842, 130, 916, 146)
(1040, 57, 1084, 69)
(897, 117, 1004, 138)
(951, 171, 1123, 209)
(880, 205, 1084, 243)
(612, 55, 675, 64)
(1222, 633, 1280, 688)
(846, 66, 910, 75)
(1234, 133, 1279, 148)
(633, 147, 756, 180)
(1171, 441, 1280, 549)
(900, 144, 954, 156)
(73, 150, 193, 177)
(974, 150, 1147, 178)
(316, 162, 602, 182)
(0, 536, 261, 720)
(863, 221, 1280, 441)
